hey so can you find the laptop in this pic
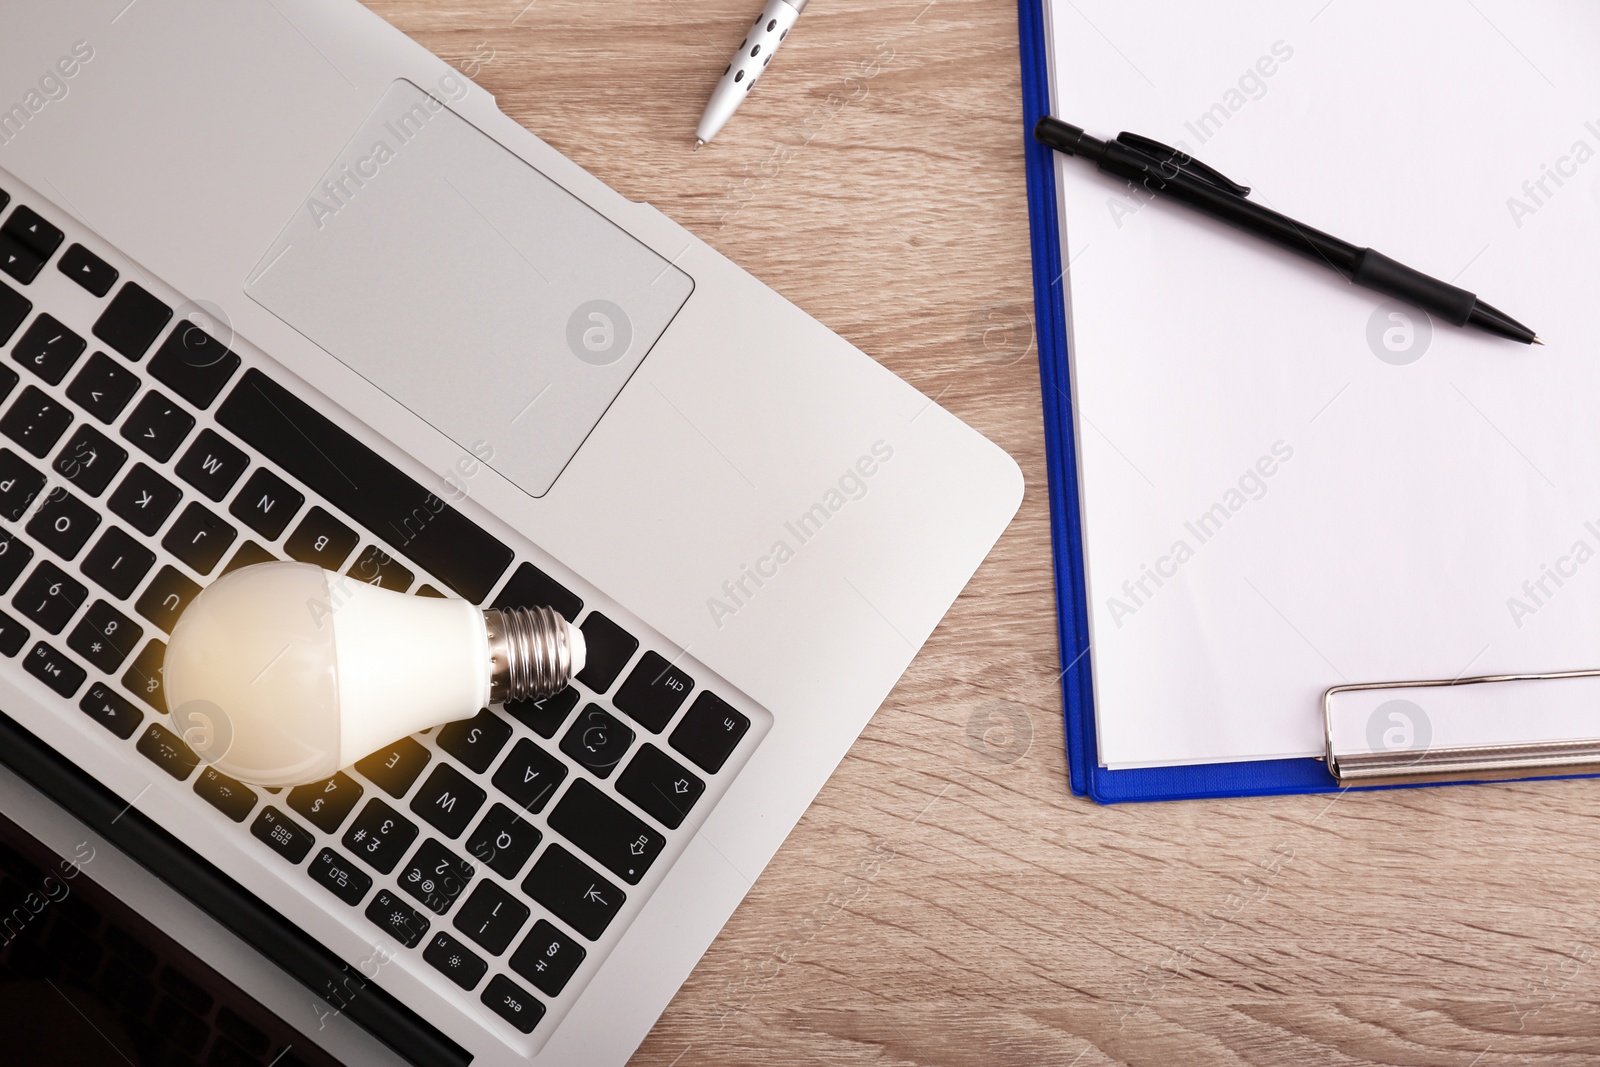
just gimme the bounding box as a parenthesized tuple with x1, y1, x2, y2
(0, 2, 1021, 1064)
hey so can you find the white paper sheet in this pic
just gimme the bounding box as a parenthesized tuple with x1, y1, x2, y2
(1046, 0, 1600, 768)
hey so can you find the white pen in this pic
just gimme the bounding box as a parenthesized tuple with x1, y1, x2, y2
(695, 0, 808, 148)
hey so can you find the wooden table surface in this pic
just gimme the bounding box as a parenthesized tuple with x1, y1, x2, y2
(363, 2, 1600, 1064)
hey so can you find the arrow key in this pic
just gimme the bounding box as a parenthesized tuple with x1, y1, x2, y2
(616, 744, 704, 830)
(0, 233, 44, 285)
(546, 779, 664, 886)
(58, 243, 118, 297)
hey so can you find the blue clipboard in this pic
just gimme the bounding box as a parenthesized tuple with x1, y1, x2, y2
(1014, 0, 1600, 803)
(1017, 0, 1345, 803)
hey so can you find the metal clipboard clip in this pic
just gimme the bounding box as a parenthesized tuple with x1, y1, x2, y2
(1325, 669, 1600, 787)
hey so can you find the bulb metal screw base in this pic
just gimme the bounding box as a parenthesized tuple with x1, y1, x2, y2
(485, 607, 578, 704)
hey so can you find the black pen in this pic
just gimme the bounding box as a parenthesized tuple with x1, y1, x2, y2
(1035, 117, 1540, 345)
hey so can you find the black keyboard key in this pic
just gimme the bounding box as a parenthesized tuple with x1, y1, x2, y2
(547, 779, 664, 886)
(23, 640, 86, 698)
(67, 599, 142, 673)
(122, 637, 167, 712)
(79, 681, 142, 740)
(13, 560, 86, 633)
(193, 765, 256, 822)
(283, 506, 356, 570)
(217, 369, 513, 602)
(174, 429, 247, 501)
(481, 975, 543, 1034)
(228, 467, 302, 540)
(287, 772, 363, 834)
(81, 527, 156, 600)
(12, 314, 85, 384)
(466, 804, 541, 879)
(342, 798, 419, 875)
(669, 691, 751, 774)
(398, 839, 475, 915)
(26, 485, 100, 559)
(491, 738, 568, 815)
(613, 652, 694, 732)
(559, 704, 634, 780)
(0, 531, 28, 598)
(437, 708, 512, 774)
(250, 806, 313, 864)
(58, 243, 117, 297)
(0, 448, 45, 520)
(120, 389, 193, 461)
(0, 606, 27, 656)
(494, 562, 582, 623)
(1, 385, 73, 457)
(349, 545, 412, 591)
(137, 721, 199, 780)
(504, 685, 580, 740)
(3, 206, 63, 259)
(54, 424, 127, 497)
(409, 764, 485, 839)
(616, 744, 705, 830)
(453, 879, 529, 955)
(417, 584, 446, 597)
(509, 920, 586, 998)
(94, 283, 171, 360)
(161, 502, 235, 575)
(575, 613, 636, 693)
(308, 848, 372, 907)
(66, 352, 140, 423)
(522, 845, 623, 941)
(148, 323, 239, 408)
(221, 539, 275, 576)
(109, 463, 181, 535)
(423, 931, 487, 990)
(365, 889, 430, 949)
(0, 283, 27, 346)
(135, 565, 200, 632)
(354, 736, 430, 798)
(0, 233, 43, 284)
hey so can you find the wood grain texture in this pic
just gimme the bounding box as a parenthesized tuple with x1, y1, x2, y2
(361, 2, 1600, 1063)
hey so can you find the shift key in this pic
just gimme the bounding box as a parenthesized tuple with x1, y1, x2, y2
(545, 779, 663, 886)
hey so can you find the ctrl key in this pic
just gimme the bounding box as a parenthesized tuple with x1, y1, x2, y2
(250, 805, 314, 864)
(481, 975, 544, 1034)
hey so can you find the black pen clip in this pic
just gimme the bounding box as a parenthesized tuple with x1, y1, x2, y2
(1116, 132, 1251, 198)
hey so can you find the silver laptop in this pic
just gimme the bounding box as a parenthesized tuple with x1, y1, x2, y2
(0, 2, 1021, 1064)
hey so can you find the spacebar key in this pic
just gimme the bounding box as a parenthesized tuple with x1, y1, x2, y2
(216, 369, 512, 602)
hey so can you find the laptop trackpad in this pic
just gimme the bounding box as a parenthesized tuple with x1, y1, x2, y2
(245, 80, 693, 498)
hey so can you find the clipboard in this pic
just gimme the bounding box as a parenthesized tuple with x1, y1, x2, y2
(1015, 0, 1600, 803)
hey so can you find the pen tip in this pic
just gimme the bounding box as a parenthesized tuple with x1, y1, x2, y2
(693, 139, 704, 152)
(1533, 336, 1544, 345)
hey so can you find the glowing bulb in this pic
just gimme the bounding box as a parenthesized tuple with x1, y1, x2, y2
(164, 561, 585, 787)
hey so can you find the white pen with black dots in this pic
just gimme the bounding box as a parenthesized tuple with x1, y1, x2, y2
(695, 0, 807, 148)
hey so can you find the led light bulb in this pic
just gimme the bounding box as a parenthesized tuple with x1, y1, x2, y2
(164, 561, 585, 787)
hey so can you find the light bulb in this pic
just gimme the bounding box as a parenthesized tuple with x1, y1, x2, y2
(164, 561, 585, 787)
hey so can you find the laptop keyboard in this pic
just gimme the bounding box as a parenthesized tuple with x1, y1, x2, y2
(0, 179, 761, 1049)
